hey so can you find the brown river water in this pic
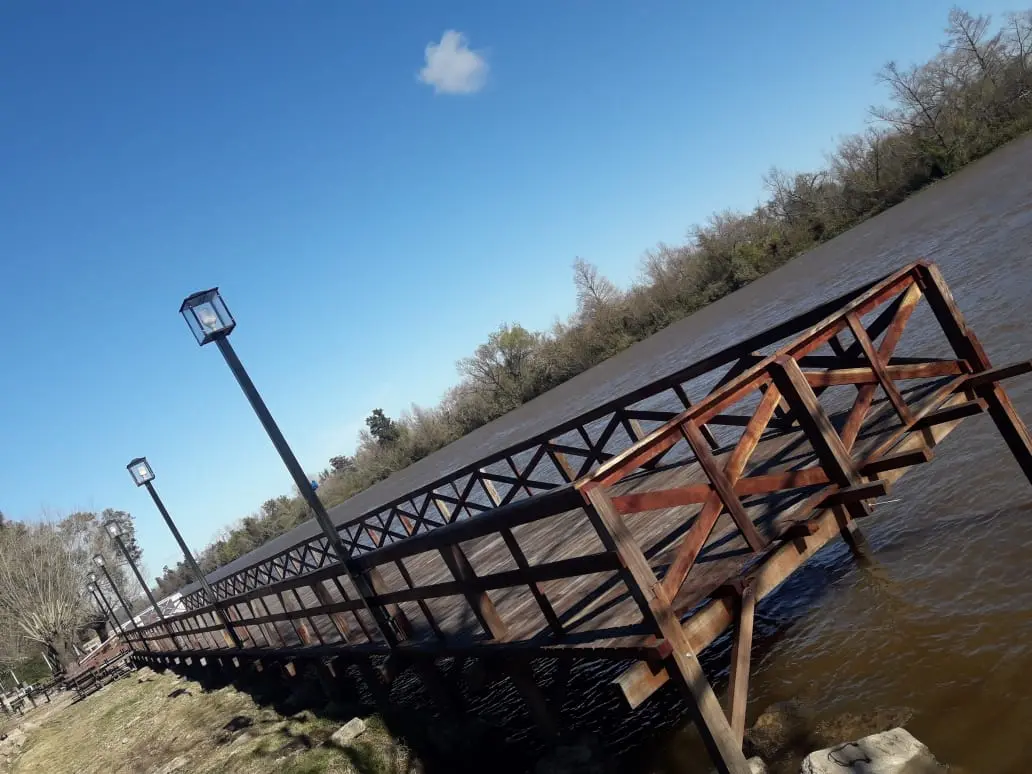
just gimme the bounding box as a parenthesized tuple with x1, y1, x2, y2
(426, 135, 1032, 774)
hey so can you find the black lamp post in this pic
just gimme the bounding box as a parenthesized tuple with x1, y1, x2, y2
(93, 554, 149, 651)
(126, 456, 243, 649)
(104, 518, 183, 651)
(179, 288, 396, 644)
(89, 573, 124, 637)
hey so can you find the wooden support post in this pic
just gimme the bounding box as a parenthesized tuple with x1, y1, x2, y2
(365, 567, 414, 641)
(356, 656, 392, 715)
(311, 581, 352, 643)
(481, 475, 564, 637)
(505, 662, 560, 740)
(770, 356, 873, 559)
(919, 262, 1032, 485)
(412, 659, 464, 715)
(581, 486, 752, 774)
(434, 496, 509, 640)
(438, 543, 509, 640)
(329, 576, 376, 643)
(254, 596, 288, 647)
(727, 586, 755, 745)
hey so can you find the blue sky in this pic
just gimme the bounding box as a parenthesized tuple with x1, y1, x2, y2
(0, 0, 1017, 580)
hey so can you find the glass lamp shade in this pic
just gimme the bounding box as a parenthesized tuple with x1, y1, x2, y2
(88, 572, 98, 584)
(179, 287, 236, 345)
(127, 457, 155, 487)
(103, 519, 122, 539)
(92, 553, 105, 568)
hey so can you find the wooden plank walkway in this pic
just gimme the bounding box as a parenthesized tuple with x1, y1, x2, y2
(129, 261, 1032, 774)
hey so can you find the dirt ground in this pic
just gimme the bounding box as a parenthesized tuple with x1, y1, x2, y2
(0, 668, 413, 774)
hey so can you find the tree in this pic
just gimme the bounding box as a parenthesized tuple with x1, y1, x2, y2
(366, 408, 401, 446)
(329, 455, 356, 473)
(572, 258, 620, 321)
(458, 323, 541, 410)
(0, 521, 90, 670)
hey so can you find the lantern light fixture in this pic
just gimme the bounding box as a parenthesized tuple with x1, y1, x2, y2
(127, 457, 155, 487)
(179, 287, 236, 346)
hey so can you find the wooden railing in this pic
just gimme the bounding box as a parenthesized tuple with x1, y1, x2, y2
(128, 258, 1032, 665)
(177, 271, 903, 610)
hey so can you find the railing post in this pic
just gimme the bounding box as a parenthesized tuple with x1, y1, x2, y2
(917, 262, 1032, 485)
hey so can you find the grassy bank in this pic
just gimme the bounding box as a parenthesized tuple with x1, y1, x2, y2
(1, 669, 412, 774)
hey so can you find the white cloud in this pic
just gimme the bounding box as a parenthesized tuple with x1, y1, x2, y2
(418, 30, 488, 95)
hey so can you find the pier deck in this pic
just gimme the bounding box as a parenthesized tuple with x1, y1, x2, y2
(130, 261, 1032, 774)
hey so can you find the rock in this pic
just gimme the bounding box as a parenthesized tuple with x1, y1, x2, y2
(329, 717, 367, 748)
(745, 700, 816, 761)
(747, 757, 767, 774)
(800, 728, 944, 773)
(812, 708, 914, 750)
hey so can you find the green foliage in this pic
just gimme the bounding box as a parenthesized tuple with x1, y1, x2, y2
(366, 409, 401, 446)
(153, 7, 1032, 597)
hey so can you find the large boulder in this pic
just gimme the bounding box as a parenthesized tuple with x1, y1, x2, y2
(800, 728, 943, 773)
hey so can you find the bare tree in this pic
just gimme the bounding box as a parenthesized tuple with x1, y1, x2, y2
(872, 60, 953, 161)
(944, 7, 1004, 86)
(0, 521, 91, 670)
(572, 258, 620, 321)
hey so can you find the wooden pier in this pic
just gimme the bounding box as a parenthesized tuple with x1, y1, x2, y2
(128, 261, 1032, 774)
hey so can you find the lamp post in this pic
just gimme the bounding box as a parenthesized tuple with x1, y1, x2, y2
(93, 554, 149, 652)
(89, 574, 124, 637)
(126, 457, 243, 649)
(179, 288, 396, 644)
(104, 518, 184, 651)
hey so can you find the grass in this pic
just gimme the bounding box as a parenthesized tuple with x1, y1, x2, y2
(3, 668, 414, 774)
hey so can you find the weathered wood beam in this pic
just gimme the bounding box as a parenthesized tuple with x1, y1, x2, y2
(727, 586, 755, 745)
(770, 356, 874, 557)
(846, 313, 914, 424)
(962, 360, 1032, 388)
(918, 262, 1032, 485)
(802, 361, 962, 387)
(681, 421, 767, 553)
(912, 399, 986, 429)
(819, 479, 891, 507)
(612, 390, 971, 709)
(662, 386, 781, 596)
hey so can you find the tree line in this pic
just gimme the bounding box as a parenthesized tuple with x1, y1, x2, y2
(153, 7, 1032, 598)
